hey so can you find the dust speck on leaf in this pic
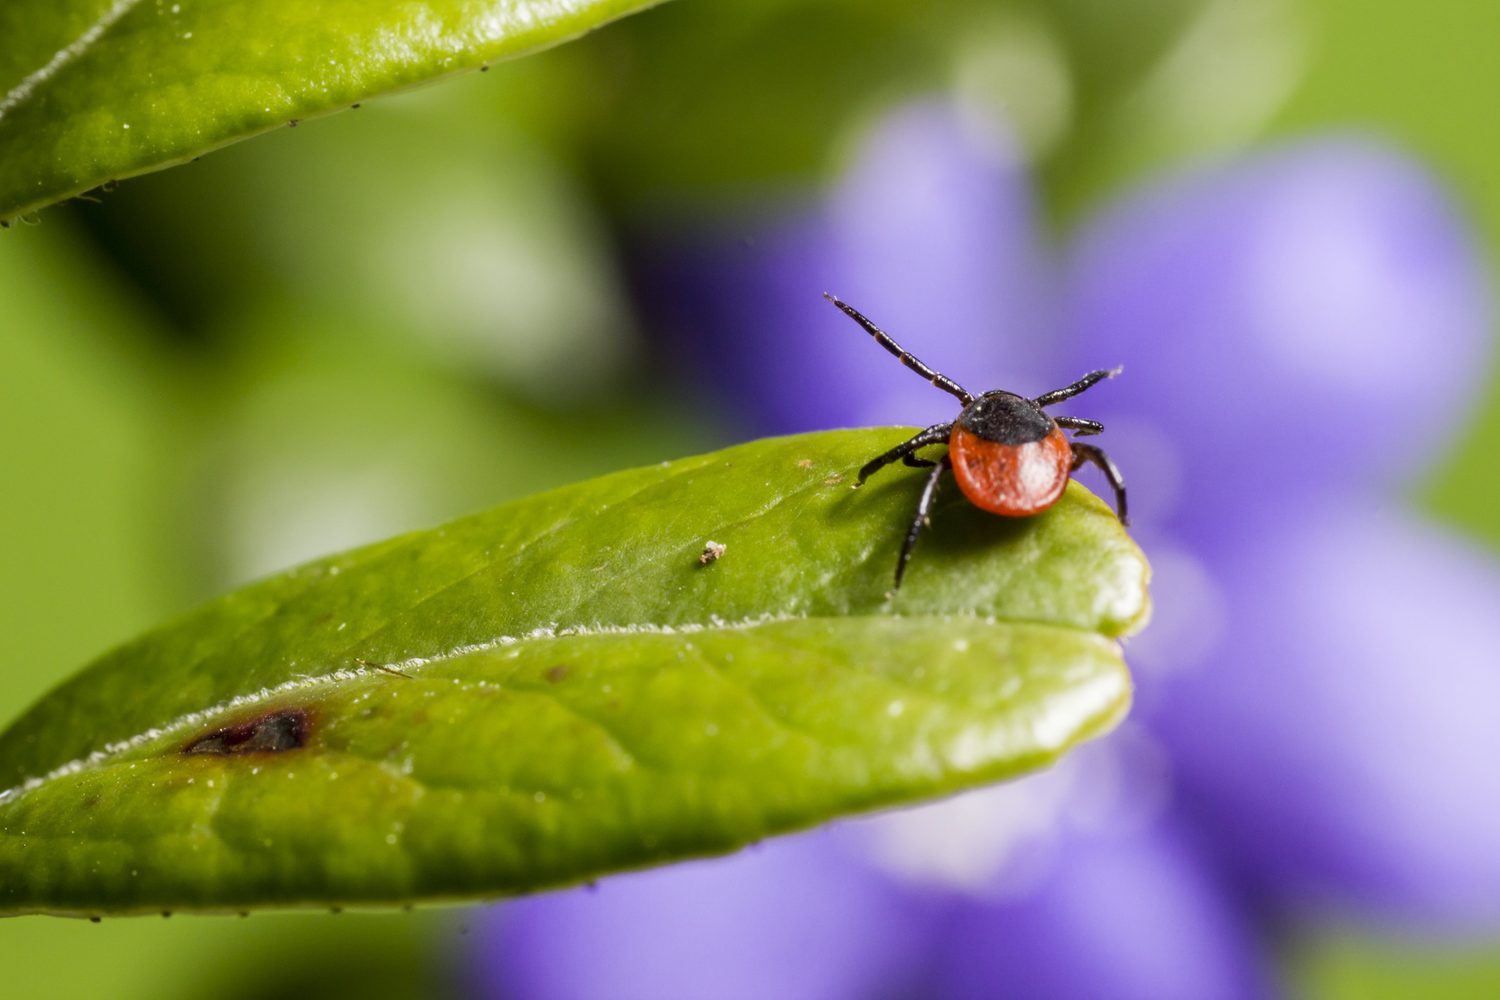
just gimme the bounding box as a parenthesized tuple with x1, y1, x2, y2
(183, 708, 310, 755)
(698, 540, 727, 566)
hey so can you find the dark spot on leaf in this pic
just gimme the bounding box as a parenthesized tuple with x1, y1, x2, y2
(183, 708, 310, 755)
(544, 665, 570, 684)
(89, 916, 101, 923)
(288, 119, 300, 127)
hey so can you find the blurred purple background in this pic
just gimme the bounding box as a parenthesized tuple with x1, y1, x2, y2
(468, 102, 1500, 1000)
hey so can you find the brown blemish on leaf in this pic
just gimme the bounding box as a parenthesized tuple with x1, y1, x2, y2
(183, 708, 310, 755)
(797, 458, 815, 469)
(697, 541, 726, 566)
(544, 665, 570, 684)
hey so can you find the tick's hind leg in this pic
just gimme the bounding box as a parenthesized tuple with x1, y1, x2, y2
(858, 422, 952, 485)
(1071, 442, 1128, 526)
(894, 457, 950, 590)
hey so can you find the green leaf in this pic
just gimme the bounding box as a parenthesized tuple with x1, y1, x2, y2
(0, 0, 669, 222)
(0, 428, 1149, 916)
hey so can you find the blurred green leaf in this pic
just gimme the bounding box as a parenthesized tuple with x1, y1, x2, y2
(516, 0, 1239, 210)
(191, 303, 712, 586)
(0, 0, 669, 220)
(1291, 930, 1500, 1000)
(0, 226, 180, 727)
(7, 907, 448, 1000)
(0, 428, 1148, 916)
(89, 102, 638, 397)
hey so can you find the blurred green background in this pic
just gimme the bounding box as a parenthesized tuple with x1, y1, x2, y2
(3, 0, 1499, 995)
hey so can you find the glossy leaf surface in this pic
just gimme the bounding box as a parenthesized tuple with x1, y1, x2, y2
(0, 0, 668, 220)
(0, 429, 1149, 916)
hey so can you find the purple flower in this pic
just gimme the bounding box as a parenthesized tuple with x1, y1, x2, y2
(468, 101, 1499, 998)
(1064, 137, 1492, 535)
(477, 835, 936, 1000)
(1153, 503, 1500, 929)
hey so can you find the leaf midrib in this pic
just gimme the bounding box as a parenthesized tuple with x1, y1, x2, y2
(0, 612, 1112, 805)
(0, 0, 144, 123)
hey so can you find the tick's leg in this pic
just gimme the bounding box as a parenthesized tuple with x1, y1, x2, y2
(1071, 442, 1128, 526)
(894, 457, 949, 590)
(825, 294, 974, 404)
(1034, 367, 1123, 408)
(1054, 415, 1104, 436)
(902, 453, 937, 468)
(858, 422, 952, 484)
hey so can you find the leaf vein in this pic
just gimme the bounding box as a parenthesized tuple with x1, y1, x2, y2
(499, 683, 656, 772)
(0, 0, 145, 124)
(679, 640, 827, 748)
(333, 454, 723, 667)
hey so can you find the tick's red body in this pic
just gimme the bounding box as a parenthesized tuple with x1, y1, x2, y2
(825, 293, 1128, 588)
(949, 424, 1071, 516)
(947, 397, 1074, 516)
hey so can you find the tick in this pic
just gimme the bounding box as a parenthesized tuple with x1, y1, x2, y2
(826, 293, 1128, 589)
